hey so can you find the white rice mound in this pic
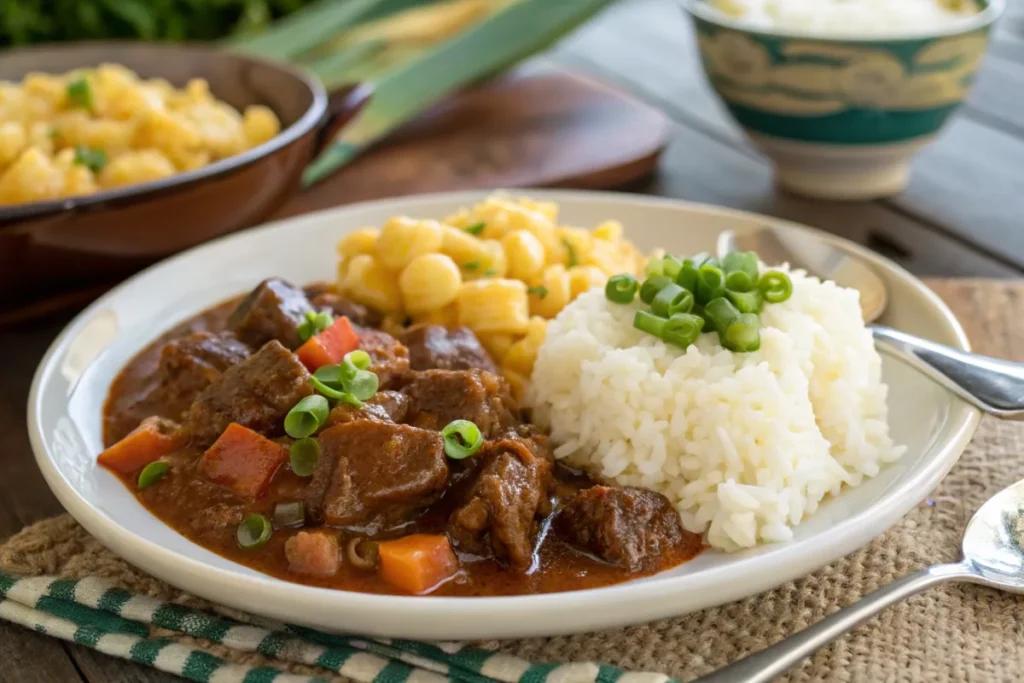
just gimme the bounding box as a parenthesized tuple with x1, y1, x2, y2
(526, 268, 905, 552)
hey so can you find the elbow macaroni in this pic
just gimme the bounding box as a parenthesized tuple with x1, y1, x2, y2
(335, 194, 644, 389)
(0, 63, 282, 206)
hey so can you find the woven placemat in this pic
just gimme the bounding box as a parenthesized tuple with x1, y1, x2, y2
(3, 279, 1024, 682)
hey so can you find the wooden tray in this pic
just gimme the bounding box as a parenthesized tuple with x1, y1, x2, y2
(2, 67, 668, 326)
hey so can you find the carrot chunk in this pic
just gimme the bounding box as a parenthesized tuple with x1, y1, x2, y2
(200, 423, 288, 498)
(296, 316, 360, 371)
(378, 534, 459, 594)
(98, 416, 182, 474)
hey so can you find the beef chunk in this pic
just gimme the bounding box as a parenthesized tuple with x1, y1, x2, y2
(447, 437, 552, 570)
(285, 530, 341, 577)
(401, 325, 498, 373)
(156, 332, 251, 415)
(323, 390, 410, 428)
(306, 420, 447, 527)
(185, 340, 313, 446)
(310, 291, 381, 328)
(402, 369, 519, 438)
(228, 278, 314, 350)
(356, 327, 410, 388)
(558, 486, 686, 572)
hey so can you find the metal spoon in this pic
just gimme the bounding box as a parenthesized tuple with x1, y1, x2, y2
(718, 229, 1024, 420)
(696, 477, 1024, 683)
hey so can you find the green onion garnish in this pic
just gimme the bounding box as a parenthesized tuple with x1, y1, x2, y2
(462, 261, 481, 271)
(289, 438, 320, 477)
(298, 310, 334, 342)
(675, 260, 700, 293)
(704, 297, 741, 335)
(605, 274, 638, 304)
(310, 375, 363, 406)
(441, 419, 484, 459)
(644, 258, 665, 278)
(344, 350, 371, 370)
(758, 270, 793, 304)
(651, 283, 694, 318)
(464, 221, 486, 236)
(660, 256, 682, 280)
(726, 288, 763, 314)
(483, 268, 498, 277)
(697, 263, 726, 304)
(66, 77, 93, 110)
(722, 313, 761, 352)
(662, 313, 704, 348)
(348, 369, 379, 401)
(272, 502, 305, 529)
(724, 270, 754, 293)
(236, 514, 272, 550)
(633, 310, 668, 340)
(73, 146, 106, 172)
(639, 275, 671, 305)
(563, 239, 578, 268)
(722, 251, 759, 280)
(137, 461, 169, 489)
(284, 395, 329, 438)
(527, 285, 549, 299)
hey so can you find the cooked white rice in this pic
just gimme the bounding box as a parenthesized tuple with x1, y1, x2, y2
(526, 268, 905, 552)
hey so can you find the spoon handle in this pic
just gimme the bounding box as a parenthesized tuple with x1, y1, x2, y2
(871, 325, 1024, 419)
(694, 563, 972, 683)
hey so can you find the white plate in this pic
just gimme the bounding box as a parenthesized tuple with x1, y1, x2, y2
(28, 190, 979, 640)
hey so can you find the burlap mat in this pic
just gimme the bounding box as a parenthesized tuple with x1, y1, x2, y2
(3, 280, 1024, 682)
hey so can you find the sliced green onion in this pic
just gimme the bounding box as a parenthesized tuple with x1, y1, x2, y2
(273, 502, 306, 529)
(644, 258, 665, 278)
(298, 310, 334, 342)
(462, 261, 481, 271)
(633, 310, 667, 338)
(759, 270, 794, 304)
(344, 350, 371, 371)
(290, 438, 321, 477)
(483, 268, 498, 277)
(284, 395, 329, 438)
(464, 221, 486, 236)
(660, 256, 682, 280)
(704, 297, 741, 334)
(675, 260, 700, 293)
(137, 461, 169, 489)
(726, 288, 763, 314)
(651, 283, 694, 318)
(605, 274, 638, 304)
(724, 270, 754, 293)
(236, 514, 272, 550)
(527, 285, 549, 299)
(310, 376, 364, 407)
(563, 239, 578, 268)
(348, 369, 379, 401)
(662, 313, 704, 348)
(722, 251, 759, 280)
(442, 419, 483, 459)
(639, 275, 672, 305)
(73, 146, 106, 172)
(314, 361, 357, 389)
(722, 313, 761, 352)
(691, 302, 709, 328)
(66, 77, 93, 110)
(697, 263, 726, 304)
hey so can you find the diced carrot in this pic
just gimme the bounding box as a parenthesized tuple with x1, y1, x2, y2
(296, 316, 360, 371)
(378, 534, 459, 594)
(98, 416, 182, 474)
(200, 423, 288, 498)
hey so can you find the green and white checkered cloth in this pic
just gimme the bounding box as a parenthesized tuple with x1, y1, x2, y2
(0, 570, 673, 683)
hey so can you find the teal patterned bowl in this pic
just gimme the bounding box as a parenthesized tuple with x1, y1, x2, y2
(681, 0, 1004, 199)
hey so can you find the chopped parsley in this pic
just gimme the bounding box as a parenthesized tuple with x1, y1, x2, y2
(73, 146, 107, 172)
(527, 285, 549, 300)
(464, 221, 486, 236)
(462, 261, 481, 271)
(66, 77, 93, 110)
(563, 238, 578, 268)
(483, 268, 498, 277)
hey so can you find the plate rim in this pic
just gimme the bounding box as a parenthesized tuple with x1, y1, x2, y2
(27, 189, 981, 639)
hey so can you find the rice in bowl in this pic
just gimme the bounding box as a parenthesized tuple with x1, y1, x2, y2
(526, 268, 905, 551)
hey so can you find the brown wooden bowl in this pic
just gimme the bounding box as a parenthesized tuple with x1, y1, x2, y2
(0, 42, 370, 318)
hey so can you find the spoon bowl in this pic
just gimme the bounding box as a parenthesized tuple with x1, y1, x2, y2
(962, 478, 1024, 587)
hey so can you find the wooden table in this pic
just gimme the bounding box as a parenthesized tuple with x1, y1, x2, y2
(2, 1, 1024, 679)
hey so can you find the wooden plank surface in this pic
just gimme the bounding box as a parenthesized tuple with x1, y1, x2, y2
(2, 0, 1024, 679)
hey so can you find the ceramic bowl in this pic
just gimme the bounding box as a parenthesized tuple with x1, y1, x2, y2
(0, 42, 368, 319)
(28, 190, 979, 639)
(680, 0, 1004, 200)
